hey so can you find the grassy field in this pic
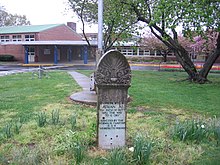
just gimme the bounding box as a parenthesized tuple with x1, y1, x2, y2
(0, 70, 219, 164)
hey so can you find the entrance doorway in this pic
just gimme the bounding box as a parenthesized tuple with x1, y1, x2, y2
(28, 47, 35, 62)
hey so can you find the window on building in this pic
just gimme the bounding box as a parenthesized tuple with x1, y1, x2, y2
(91, 35, 97, 41)
(156, 50, 162, 56)
(139, 48, 150, 56)
(12, 35, 22, 41)
(119, 48, 134, 56)
(139, 49, 144, 56)
(150, 50, 156, 56)
(127, 49, 134, 56)
(0, 35, 10, 42)
(143, 50, 150, 56)
(167, 52, 174, 56)
(25, 34, 35, 41)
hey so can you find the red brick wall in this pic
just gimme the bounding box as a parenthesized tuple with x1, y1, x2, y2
(37, 25, 82, 41)
(0, 44, 24, 62)
(37, 45, 54, 62)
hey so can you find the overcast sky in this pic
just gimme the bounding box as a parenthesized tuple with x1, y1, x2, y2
(0, 0, 97, 32)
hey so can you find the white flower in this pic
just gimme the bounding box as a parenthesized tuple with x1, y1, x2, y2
(201, 124, 205, 128)
(129, 147, 134, 152)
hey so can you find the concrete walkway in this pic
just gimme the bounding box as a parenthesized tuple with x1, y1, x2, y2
(68, 71, 97, 105)
(0, 65, 65, 77)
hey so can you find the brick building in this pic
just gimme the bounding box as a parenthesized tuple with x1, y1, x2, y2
(1, 23, 218, 64)
(0, 22, 97, 64)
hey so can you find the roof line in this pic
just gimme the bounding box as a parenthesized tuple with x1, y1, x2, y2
(0, 40, 98, 46)
(0, 24, 64, 34)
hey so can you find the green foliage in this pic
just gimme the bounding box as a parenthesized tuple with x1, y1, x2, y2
(0, 55, 14, 61)
(127, 0, 220, 33)
(72, 140, 86, 164)
(54, 130, 89, 164)
(171, 117, 220, 145)
(9, 145, 50, 165)
(123, 0, 220, 81)
(192, 147, 220, 165)
(0, 152, 8, 164)
(3, 122, 13, 139)
(68, 0, 98, 23)
(70, 113, 77, 130)
(171, 118, 210, 143)
(14, 121, 22, 134)
(51, 109, 60, 125)
(0, 132, 4, 144)
(104, 148, 128, 165)
(132, 134, 152, 165)
(211, 118, 220, 146)
(214, 126, 220, 146)
(37, 112, 47, 127)
(0, 120, 22, 141)
(67, 0, 138, 51)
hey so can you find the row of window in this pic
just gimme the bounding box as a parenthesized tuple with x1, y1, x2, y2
(0, 34, 35, 42)
(116, 47, 174, 56)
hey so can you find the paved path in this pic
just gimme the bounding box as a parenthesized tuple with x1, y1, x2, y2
(0, 66, 65, 77)
(68, 71, 97, 105)
(68, 71, 91, 90)
(0, 68, 36, 76)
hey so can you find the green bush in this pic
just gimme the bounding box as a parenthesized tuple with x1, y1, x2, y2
(0, 54, 14, 61)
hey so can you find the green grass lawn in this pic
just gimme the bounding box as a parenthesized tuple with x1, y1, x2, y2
(0, 70, 219, 164)
(129, 71, 220, 116)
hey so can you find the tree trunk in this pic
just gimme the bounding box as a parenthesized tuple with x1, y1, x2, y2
(149, 24, 200, 81)
(199, 33, 220, 80)
(174, 46, 200, 81)
(160, 51, 167, 62)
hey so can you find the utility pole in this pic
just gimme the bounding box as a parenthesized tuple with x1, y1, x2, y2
(97, 0, 103, 63)
(91, 0, 103, 92)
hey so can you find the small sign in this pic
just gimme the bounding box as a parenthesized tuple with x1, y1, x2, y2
(44, 49, 50, 55)
(98, 102, 126, 149)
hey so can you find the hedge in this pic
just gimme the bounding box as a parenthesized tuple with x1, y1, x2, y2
(0, 55, 15, 61)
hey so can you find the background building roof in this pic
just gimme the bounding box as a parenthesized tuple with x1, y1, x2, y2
(0, 24, 63, 34)
(0, 40, 97, 46)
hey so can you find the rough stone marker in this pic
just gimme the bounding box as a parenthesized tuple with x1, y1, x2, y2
(95, 50, 131, 149)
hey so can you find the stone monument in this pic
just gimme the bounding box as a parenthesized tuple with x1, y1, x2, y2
(94, 50, 131, 149)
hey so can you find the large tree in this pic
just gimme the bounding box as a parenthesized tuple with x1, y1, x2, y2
(67, 0, 138, 52)
(122, 0, 220, 83)
(0, 5, 30, 27)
